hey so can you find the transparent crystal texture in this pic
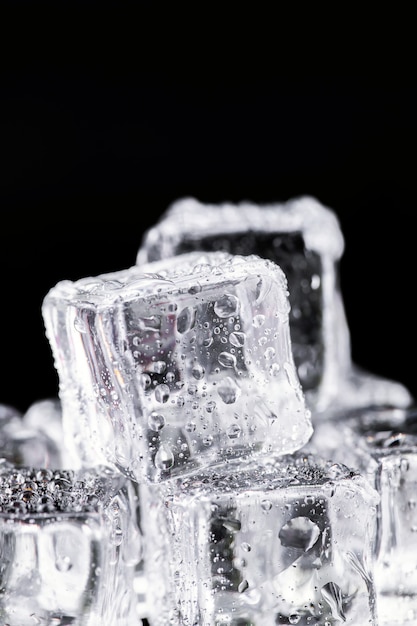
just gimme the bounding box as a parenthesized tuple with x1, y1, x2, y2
(42, 251, 312, 483)
(139, 452, 379, 626)
(305, 405, 417, 623)
(137, 195, 413, 414)
(0, 463, 142, 626)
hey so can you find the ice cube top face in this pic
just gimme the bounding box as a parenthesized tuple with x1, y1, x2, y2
(42, 251, 312, 484)
(140, 453, 379, 626)
(137, 196, 348, 403)
(0, 464, 141, 626)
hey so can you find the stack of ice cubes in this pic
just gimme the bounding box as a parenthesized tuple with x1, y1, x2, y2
(1, 195, 416, 624)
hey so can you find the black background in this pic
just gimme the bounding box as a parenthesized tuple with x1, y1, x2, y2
(1, 7, 416, 414)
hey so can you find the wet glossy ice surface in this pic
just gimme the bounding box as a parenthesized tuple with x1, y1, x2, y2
(42, 251, 312, 483)
(305, 405, 417, 623)
(140, 452, 379, 626)
(0, 463, 142, 626)
(137, 196, 413, 415)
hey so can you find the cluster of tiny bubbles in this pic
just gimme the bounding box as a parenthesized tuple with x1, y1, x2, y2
(0, 461, 120, 516)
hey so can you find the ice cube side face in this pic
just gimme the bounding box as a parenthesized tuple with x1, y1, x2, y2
(305, 406, 417, 623)
(42, 252, 312, 483)
(139, 454, 379, 626)
(0, 465, 142, 626)
(136, 196, 349, 409)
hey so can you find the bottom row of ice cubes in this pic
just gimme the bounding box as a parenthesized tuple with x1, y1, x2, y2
(2, 399, 417, 625)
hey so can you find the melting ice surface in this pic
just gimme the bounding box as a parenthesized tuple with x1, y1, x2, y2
(42, 250, 313, 483)
(0, 461, 141, 626)
(140, 452, 379, 625)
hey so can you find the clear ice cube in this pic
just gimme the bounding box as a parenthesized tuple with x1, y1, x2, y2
(139, 452, 379, 626)
(0, 463, 142, 626)
(137, 195, 413, 414)
(305, 405, 417, 623)
(42, 251, 312, 483)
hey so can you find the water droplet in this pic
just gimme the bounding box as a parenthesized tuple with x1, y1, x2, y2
(55, 555, 72, 572)
(192, 363, 205, 380)
(252, 314, 265, 328)
(217, 377, 241, 404)
(227, 424, 242, 439)
(241, 542, 251, 552)
(177, 306, 196, 334)
(148, 412, 165, 431)
(154, 444, 175, 470)
(205, 401, 216, 413)
(185, 421, 196, 432)
(188, 283, 202, 294)
(229, 331, 246, 347)
(218, 352, 237, 368)
(261, 499, 273, 511)
(149, 360, 167, 374)
(289, 614, 301, 624)
(155, 384, 170, 403)
(238, 579, 249, 593)
(214, 294, 240, 318)
(264, 347, 276, 360)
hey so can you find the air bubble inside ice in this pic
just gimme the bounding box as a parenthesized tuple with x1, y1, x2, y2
(279, 516, 321, 551)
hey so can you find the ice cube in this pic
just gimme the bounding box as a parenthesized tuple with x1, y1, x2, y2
(305, 405, 417, 623)
(139, 452, 379, 625)
(137, 196, 413, 414)
(0, 400, 65, 469)
(42, 251, 312, 483)
(0, 463, 142, 625)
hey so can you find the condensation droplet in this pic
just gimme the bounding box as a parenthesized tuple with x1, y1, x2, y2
(177, 306, 197, 334)
(241, 542, 251, 552)
(227, 424, 242, 439)
(155, 384, 170, 403)
(192, 363, 205, 380)
(264, 347, 276, 360)
(55, 555, 72, 572)
(217, 377, 241, 404)
(238, 579, 249, 593)
(218, 352, 237, 369)
(205, 401, 216, 413)
(261, 499, 273, 511)
(229, 331, 246, 347)
(252, 314, 265, 328)
(141, 374, 152, 390)
(154, 444, 175, 471)
(269, 363, 280, 376)
(214, 294, 240, 318)
(148, 412, 165, 431)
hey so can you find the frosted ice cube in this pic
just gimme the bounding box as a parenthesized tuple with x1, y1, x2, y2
(42, 251, 312, 483)
(0, 400, 64, 469)
(137, 195, 413, 414)
(0, 463, 142, 626)
(139, 452, 379, 626)
(305, 405, 417, 623)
